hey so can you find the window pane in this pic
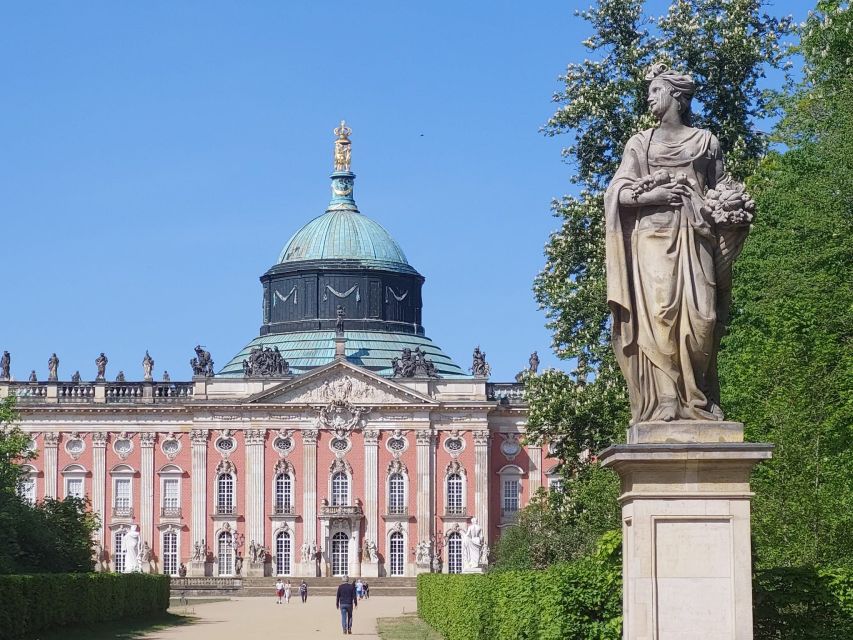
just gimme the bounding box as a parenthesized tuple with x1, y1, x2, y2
(163, 532, 178, 576)
(115, 478, 131, 508)
(502, 478, 519, 513)
(332, 472, 349, 506)
(163, 479, 179, 509)
(447, 532, 462, 574)
(447, 474, 463, 514)
(67, 478, 83, 499)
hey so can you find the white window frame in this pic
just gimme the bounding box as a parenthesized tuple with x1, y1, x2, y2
(161, 529, 179, 576)
(158, 464, 184, 517)
(62, 464, 87, 499)
(114, 477, 132, 510)
(113, 528, 127, 573)
(217, 530, 235, 576)
(18, 465, 37, 504)
(446, 532, 462, 574)
(331, 531, 349, 576)
(274, 472, 293, 513)
(330, 471, 350, 507)
(499, 465, 524, 520)
(387, 473, 407, 515)
(445, 472, 465, 515)
(275, 529, 292, 576)
(216, 473, 236, 515)
(389, 530, 405, 576)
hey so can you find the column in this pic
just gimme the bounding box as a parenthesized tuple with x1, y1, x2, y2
(139, 432, 156, 564)
(528, 445, 542, 494)
(362, 429, 379, 543)
(301, 429, 319, 566)
(91, 432, 108, 561)
(415, 430, 432, 545)
(473, 431, 490, 541)
(189, 429, 208, 576)
(42, 432, 59, 498)
(244, 429, 266, 546)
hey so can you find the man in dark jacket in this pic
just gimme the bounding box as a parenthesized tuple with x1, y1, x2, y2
(335, 575, 357, 634)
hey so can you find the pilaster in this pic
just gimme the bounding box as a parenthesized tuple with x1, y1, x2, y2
(91, 432, 108, 552)
(43, 432, 59, 499)
(528, 445, 542, 494)
(415, 430, 433, 544)
(363, 429, 380, 545)
(139, 432, 156, 553)
(190, 429, 208, 576)
(245, 428, 266, 546)
(301, 429, 318, 551)
(473, 431, 490, 541)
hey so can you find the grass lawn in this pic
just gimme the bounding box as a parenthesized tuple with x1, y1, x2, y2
(30, 612, 194, 640)
(377, 613, 443, 640)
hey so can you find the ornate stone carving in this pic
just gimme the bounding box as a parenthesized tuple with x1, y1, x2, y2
(115, 371, 126, 383)
(329, 457, 352, 475)
(391, 521, 404, 535)
(387, 458, 407, 476)
(139, 432, 156, 448)
(333, 120, 352, 172)
(190, 429, 208, 445)
(470, 346, 491, 378)
(363, 428, 380, 445)
(242, 345, 290, 377)
(113, 433, 134, 459)
(91, 432, 108, 447)
(161, 432, 181, 460)
(301, 429, 319, 445)
(315, 399, 368, 438)
(65, 432, 86, 459)
(446, 459, 466, 477)
(272, 429, 294, 456)
(472, 431, 490, 447)
(274, 458, 294, 476)
(71, 371, 81, 383)
(606, 63, 753, 424)
(245, 428, 265, 446)
(415, 430, 433, 446)
(391, 347, 440, 378)
(47, 353, 59, 381)
(190, 345, 214, 377)
(335, 305, 345, 337)
(43, 432, 60, 447)
(500, 433, 521, 460)
(216, 459, 236, 475)
(443, 431, 465, 456)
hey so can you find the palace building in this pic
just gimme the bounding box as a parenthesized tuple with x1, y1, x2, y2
(2, 124, 550, 579)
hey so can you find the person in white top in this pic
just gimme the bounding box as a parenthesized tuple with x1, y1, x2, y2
(284, 580, 292, 603)
(275, 579, 284, 604)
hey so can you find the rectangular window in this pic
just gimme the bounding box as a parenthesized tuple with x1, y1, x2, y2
(114, 478, 131, 509)
(18, 477, 36, 504)
(114, 530, 125, 573)
(502, 479, 519, 514)
(162, 532, 178, 576)
(548, 478, 563, 493)
(163, 479, 179, 510)
(66, 477, 84, 499)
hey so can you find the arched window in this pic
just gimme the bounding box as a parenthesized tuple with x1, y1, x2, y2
(331, 531, 349, 576)
(162, 531, 178, 576)
(446, 473, 464, 515)
(499, 465, 523, 521)
(389, 531, 405, 576)
(388, 473, 406, 515)
(275, 530, 292, 576)
(218, 531, 234, 576)
(331, 472, 349, 506)
(447, 532, 462, 574)
(217, 473, 235, 515)
(17, 465, 36, 504)
(274, 473, 293, 514)
(113, 529, 126, 573)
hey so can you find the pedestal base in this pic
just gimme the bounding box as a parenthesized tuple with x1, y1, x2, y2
(600, 438, 772, 640)
(246, 561, 268, 577)
(415, 564, 431, 575)
(361, 562, 380, 578)
(188, 560, 207, 577)
(461, 566, 484, 574)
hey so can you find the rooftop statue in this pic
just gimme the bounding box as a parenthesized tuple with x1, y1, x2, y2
(191, 345, 215, 377)
(1, 351, 10, 380)
(605, 63, 754, 424)
(115, 371, 126, 383)
(95, 352, 108, 381)
(242, 345, 290, 377)
(142, 350, 154, 381)
(28, 370, 37, 383)
(392, 347, 440, 378)
(333, 120, 352, 172)
(335, 305, 345, 337)
(470, 346, 491, 378)
(47, 353, 59, 381)
(71, 370, 81, 384)
(529, 351, 540, 374)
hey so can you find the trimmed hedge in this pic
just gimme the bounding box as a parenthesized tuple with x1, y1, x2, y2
(417, 557, 622, 640)
(0, 573, 170, 640)
(418, 564, 853, 640)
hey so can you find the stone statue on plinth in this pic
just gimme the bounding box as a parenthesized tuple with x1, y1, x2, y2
(122, 525, 141, 573)
(606, 63, 753, 426)
(190, 345, 214, 377)
(28, 370, 37, 383)
(71, 370, 81, 383)
(0, 351, 10, 380)
(461, 517, 484, 572)
(470, 346, 491, 378)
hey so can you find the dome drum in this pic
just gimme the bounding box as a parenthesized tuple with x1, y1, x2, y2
(260, 263, 424, 337)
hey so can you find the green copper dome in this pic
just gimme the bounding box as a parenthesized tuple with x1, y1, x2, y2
(278, 209, 415, 274)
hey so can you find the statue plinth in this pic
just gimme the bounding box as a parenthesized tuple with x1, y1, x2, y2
(461, 566, 485, 575)
(361, 560, 379, 578)
(628, 420, 745, 445)
(600, 432, 772, 640)
(188, 559, 207, 577)
(246, 560, 267, 577)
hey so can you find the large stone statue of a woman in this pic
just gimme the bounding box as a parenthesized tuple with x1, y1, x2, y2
(605, 63, 754, 426)
(122, 524, 141, 573)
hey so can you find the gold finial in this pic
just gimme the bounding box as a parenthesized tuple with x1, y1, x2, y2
(333, 120, 352, 172)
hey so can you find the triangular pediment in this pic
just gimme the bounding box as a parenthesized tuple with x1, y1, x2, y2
(243, 360, 437, 406)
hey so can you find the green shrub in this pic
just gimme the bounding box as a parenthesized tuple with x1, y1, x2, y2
(0, 573, 170, 640)
(418, 532, 622, 640)
(754, 566, 853, 639)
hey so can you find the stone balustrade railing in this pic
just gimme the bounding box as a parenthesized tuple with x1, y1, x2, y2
(486, 382, 526, 404)
(1, 381, 194, 404)
(320, 504, 364, 517)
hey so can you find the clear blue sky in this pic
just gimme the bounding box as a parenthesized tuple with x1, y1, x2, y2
(0, 1, 806, 382)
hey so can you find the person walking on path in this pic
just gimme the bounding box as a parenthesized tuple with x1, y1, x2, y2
(363, 581, 369, 599)
(355, 578, 364, 600)
(335, 575, 357, 634)
(299, 580, 308, 603)
(284, 580, 291, 603)
(275, 579, 284, 604)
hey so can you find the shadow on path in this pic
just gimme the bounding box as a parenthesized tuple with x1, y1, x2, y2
(31, 612, 196, 640)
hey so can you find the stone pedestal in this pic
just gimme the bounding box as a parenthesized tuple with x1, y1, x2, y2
(600, 422, 772, 640)
(415, 563, 431, 575)
(188, 560, 206, 577)
(461, 566, 485, 575)
(361, 561, 380, 578)
(247, 560, 266, 577)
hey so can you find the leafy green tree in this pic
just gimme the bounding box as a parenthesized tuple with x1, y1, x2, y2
(720, 0, 853, 568)
(0, 397, 32, 496)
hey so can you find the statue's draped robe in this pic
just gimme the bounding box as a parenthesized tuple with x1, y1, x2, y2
(605, 128, 725, 423)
